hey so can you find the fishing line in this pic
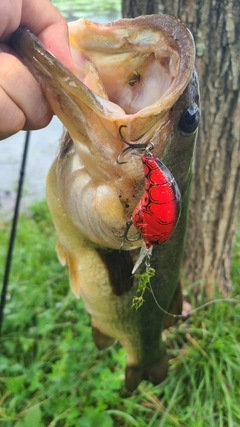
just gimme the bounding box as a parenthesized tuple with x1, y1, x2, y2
(148, 279, 239, 318)
(146, 254, 239, 319)
(0, 131, 31, 336)
(132, 247, 239, 317)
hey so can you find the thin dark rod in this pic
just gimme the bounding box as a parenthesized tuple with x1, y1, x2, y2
(0, 131, 31, 336)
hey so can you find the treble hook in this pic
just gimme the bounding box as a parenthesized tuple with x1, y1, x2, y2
(115, 218, 141, 251)
(117, 125, 154, 164)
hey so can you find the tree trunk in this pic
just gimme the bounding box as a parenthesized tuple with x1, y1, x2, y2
(122, 0, 158, 17)
(121, 0, 240, 298)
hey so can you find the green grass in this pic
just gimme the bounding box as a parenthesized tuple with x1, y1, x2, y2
(0, 201, 240, 427)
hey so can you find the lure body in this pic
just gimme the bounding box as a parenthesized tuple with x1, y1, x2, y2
(132, 155, 181, 249)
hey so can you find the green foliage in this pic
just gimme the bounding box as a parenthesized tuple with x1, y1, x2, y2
(132, 267, 156, 310)
(0, 202, 240, 426)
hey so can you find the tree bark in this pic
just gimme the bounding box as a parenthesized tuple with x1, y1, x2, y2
(121, 0, 240, 298)
(122, 0, 158, 17)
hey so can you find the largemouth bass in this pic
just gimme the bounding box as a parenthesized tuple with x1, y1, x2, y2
(11, 15, 200, 392)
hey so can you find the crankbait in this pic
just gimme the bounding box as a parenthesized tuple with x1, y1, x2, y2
(132, 153, 181, 249)
(117, 126, 181, 272)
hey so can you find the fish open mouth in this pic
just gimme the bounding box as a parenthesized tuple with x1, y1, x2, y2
(69, 16, 192, 117)
(11, 15, 195, 144)
(69, 22, 180, 115)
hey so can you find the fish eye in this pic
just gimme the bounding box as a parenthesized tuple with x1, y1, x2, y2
(179, 102, 200, 135)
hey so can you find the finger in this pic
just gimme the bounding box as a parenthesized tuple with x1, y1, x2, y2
(21, 0, 74, 71)
(0, 0, 22, 40)
(0, 0, 73, 72)
(0, 46, 53, 139)
(0, 87, 25, 140)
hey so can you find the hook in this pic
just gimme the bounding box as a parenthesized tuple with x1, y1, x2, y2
(117, 125, 154, 164)
(114, 218, 141, 250)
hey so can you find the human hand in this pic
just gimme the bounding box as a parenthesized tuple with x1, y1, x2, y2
(0, 0, 73, 140)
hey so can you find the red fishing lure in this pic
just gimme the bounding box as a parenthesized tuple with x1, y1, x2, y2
(117, 126, 181, 252)
(132, 154, 181, 249)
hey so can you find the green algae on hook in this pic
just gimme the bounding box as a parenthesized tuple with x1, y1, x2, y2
(132, 267, 156, 310)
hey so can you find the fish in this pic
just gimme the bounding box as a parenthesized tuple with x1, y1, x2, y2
(11, 15, 200, 392)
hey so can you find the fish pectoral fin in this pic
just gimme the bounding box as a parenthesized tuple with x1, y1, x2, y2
(56, 239, 66, 265)
(125, 353, 169, 392)
(92, 323, 116, 350)
(58, 246, 81, 299)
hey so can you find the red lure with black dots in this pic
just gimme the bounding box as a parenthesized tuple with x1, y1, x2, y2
(132, 154, 181, 250)
(117, 126, 181, 256)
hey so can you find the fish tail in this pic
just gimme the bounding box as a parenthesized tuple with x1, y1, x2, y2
(125, 353, 169, 392)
